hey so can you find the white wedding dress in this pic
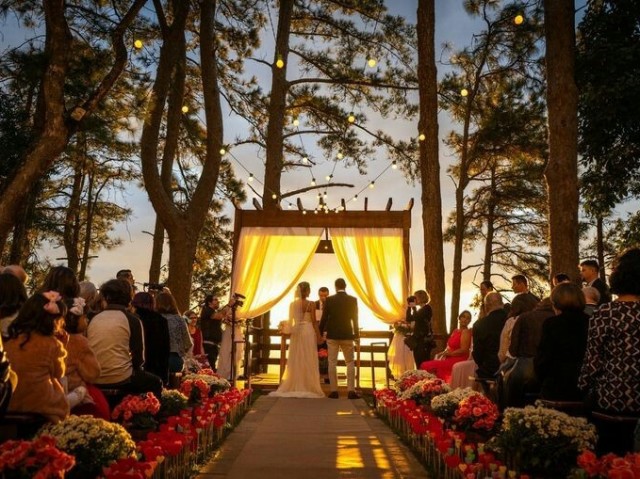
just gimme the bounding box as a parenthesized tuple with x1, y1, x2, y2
(270, 300, 324, 398)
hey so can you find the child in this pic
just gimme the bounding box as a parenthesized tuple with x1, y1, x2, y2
(5, 292, 69, 422)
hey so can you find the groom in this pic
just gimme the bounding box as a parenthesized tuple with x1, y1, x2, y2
(319, 278, 359, 399)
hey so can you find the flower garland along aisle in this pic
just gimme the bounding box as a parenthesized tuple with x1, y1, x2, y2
(373, 369, 602, 479)
(0, 368, 252, 479)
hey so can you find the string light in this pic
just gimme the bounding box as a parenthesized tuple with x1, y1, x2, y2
(418, 133, 426, 141)
(302, 156, 308, 164)
(248, 173, 254, 182)
(353, 195, 358, 201)
(367, 57, 377, 68)
(460, 88, 469, 97)
(337, 152, 344, 159)
(275, 54, 285, 69)
(392, 161, 398, 169)
(292, 116, 299, 126)
(347, 112, 356, 123)
(369, 181, 375, 189)
(325, 174, 333, 181)
(311, 178, 316, 186)
(134, 39, 143, 49)
(271, 193, 277, 200)
(219, 147, 226, 155)
(514, 14, 524, 25)
(181, 105, 189, 113)
(302, 210, 307, 215)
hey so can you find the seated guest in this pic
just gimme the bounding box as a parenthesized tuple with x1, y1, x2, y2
(0, 332, 18, 418)
(87, 279, 162, 398)
(477, 280, 495, 320)
(500, 297, 555, 407)
(534, 283, 589, 401)
(2, 264, 29, 285)
(579, 247, 640, 454)
(40, 265, 80, 299)
(582, 286, 600, 316)
(5, 292, 69, 422)
(132, 292, 170, 384)
(79, 281, 104, 319)
(421, 310, 472, 383)
(473, 292, 507, 379)
(0, 272, 28, 339)
(62, 297, 109, 420)
(155, 291, 193, 374)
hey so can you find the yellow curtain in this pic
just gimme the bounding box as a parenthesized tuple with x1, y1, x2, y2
(231, 226, 323, 319)
(330, 227, 408, 324)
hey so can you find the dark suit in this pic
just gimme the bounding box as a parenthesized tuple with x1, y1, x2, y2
(319, 291, 358, 392)
(408, 304, 433, 367)
(591, 278, 612, 305)
(508, 291, 540, 318)
(472, 307, 508, 378)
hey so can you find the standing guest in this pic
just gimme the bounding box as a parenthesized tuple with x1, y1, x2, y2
(79, 281, 104, 319)
(315, 286, 330, 383)
(5, 292, 69, 422)
(388, 296, 417, 379)
(552, 273, 571, 286)
(2, 264, 29, 285)
(40, 265, 80, 299)
(0, 273, 28, 339)
(579, 247, 640, 454)
(319, 278, 359, 399)
(88, 279, 162, 398)
(580, 259, 612, 305)
(534, 283, 589, 401)
(509, 275, 540, 319)
(477, 280, 495, 320)
(421, 310, 472, 383)
(200, 295, 225, 370)
(407, 289, 435, 369)
(116, 269, 136, 288)
(131, 292, 170, 384)
(62, 297, 109, 420)
(155, 291, 193, 374)
(186, 310, 204, 356)
(582, 286, 601, 317)
(473, 292, 507, 379)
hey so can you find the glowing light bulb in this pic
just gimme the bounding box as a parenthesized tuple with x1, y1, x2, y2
(353, 195, 358, 202)
(271, 193, 277, 200)
(302, 210, 307, 215)
(392, 161, 398, 169)
(311, 178, 316, 186)
(369, 181, 375, 189)
(337, 152, 344, 160)
(288, 203, 292, 209)
(292, 116, 299, 126)
(314, 209, 318, 214)
(219, 147, 226, 155)
(325, 175, 331, 181)
(248, 174, 254, 182)
(181, 105, 189, 113)
(302, 156, 308, 164)
(134, 39, 143, 49)
(514, 14, 524, 25)
(418, 133, 426, 141)
(275, 55, 284, 69)
(347, 112, 356, 123)
(367, 57, 377, 68)
(461, 88, 469, 97)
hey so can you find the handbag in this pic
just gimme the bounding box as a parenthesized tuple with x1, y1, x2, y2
(403, 335, 418, 351)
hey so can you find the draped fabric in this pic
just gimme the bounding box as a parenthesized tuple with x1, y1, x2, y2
(330, 227, 409, 324)
(231, 227, 323, 319)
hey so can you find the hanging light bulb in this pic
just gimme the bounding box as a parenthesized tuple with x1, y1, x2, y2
(275, 54, 285, 69)
(369, 181, 375, 189)
(292, 116, 299, 126)
(392, 160, 398, 169)
(337, 152, 344, 160)
(302, 210, 307, 215)
(418, 133, 426, 141)
(248, 173, 254, 182)
(353, 195, 358, 202)
(367, 56, 377, 68)
(219, 147, 226, 155)
(514, 14, 524, 25)
(314, 209, 318, 215)
(323, 193, 328, 199)
(311, 178, 316, 186)
(271, 193, 277, 200)
(134, 39, 143, 49)
(347, 112, 356, 123)
(460, 88, 469, 97)
(181, 105, 189, 113)
(302, 156, 308, 164)
(288, 203, 292, 209)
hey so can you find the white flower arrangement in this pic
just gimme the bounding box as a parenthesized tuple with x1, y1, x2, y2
(393, 369, 436, 393)
(430, 387, 480, 420)
(182, 372, 231, 392)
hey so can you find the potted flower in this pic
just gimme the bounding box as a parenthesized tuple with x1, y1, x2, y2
(160, 389, 189, 418)
(452, 393, 500, 441)
(575, 450, 640, 478)
(393, 369, 436, 394)
(431, 387, 480, 423)
(112, 392, 161, 439)
(0, 435, 75, 478)
(489, 404, 596, 478)
(37, 415, 136, 478)
(182, 371, 231, 395)
(399, 377, 451, 406)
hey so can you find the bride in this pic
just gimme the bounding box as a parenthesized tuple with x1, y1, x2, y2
(270, 281, 325, 398)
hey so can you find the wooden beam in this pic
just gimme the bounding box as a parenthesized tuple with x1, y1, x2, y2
(235, 209, 411, 229)
(296, 198, 303, 211)
(252, 198, 263, 210)
(405, 198, 414, 211)
(385, 198, 393, 211)
(341, 198, 346, 211)
(364, 197, 369, 211)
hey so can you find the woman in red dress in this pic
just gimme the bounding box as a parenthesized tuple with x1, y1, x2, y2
(420, 310, 472, 383)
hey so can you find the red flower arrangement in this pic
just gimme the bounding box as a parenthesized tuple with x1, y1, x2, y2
(102, 457, 156, 479)
(577, 450, 640, 478)
(0, 435, 75, 479)
(452, 393, 499, 433)
(112, 392, 161, 429)
(180, 378, 211, 404)
(318, 349, 328, 359)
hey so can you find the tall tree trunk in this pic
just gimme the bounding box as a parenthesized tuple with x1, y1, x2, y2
(543, 0, 579, 282)
(148, 218, 164, 284)
(417, 0, 446, 336)
(63, 156, 85, 273)
(79, 170, 95, 281)
(263, 0, 293, 211)
(596, 215, 606, 279)
(8, 188, 38, 264)
(482, 166, 497, 282)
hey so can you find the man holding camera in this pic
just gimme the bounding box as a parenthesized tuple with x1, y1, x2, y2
(200, 295, 226, 371)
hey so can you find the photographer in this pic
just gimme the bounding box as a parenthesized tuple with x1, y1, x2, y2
(199, 295, 226, 370)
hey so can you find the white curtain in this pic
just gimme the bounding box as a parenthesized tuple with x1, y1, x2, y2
(230, 226, 323, 319)
(330, 227, 409, 324)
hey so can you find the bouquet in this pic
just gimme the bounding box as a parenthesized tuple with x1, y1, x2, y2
(318, 349, 329, 373)
(278, 320, 291, 335)
(160, 389, 189, 417)
(452, 393, 500, 433)
(392, 320, 412, 335)
(431, 387, 480, 421)
(394, 369, 436, 394)
(489, 404, 597, 477)
(180, 377, 210, 404)
(38, 415, 136, 478)
(576, 450, 640, 478)
(0, 435, 75, 479)
(183, 371, 230, 394)
(398, 377, 451, 405)
(112, 392, 161, 430)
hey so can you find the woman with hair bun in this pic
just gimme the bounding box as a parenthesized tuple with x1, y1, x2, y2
(270, 281, 325, 398)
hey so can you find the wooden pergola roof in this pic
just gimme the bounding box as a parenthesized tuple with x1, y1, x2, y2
(232, 198, 414, 274)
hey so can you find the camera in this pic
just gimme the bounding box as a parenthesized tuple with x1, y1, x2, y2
(143, 282, 166, 291)
(232, 292, 245, 308)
